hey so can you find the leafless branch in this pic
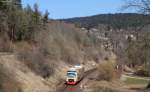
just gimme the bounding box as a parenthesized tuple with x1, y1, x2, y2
(122, 0, 150, 14)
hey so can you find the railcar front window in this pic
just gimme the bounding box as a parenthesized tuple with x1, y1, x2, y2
(67, 73, 76, 77)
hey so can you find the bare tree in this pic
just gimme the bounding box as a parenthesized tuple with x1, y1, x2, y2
(122, 0, 150, 31)
(123, 0, 150, 14)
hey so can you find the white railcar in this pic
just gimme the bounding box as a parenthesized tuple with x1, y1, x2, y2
(66, 65, 84, 85)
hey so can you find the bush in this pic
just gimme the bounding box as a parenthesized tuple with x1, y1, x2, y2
(135, 69, 150, 77)
(16, 42, 54, 78)
(0, 34, 13, 52)
(97, 63, 115, 81)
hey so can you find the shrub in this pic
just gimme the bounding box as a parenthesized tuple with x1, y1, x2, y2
(135, 70, 150, 77)
(16, 42, 54, 78)
(97, 63, 115, 81)
(0, 34, 13, 52)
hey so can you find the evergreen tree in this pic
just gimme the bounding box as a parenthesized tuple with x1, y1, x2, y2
(13, 0, 22, 8)
(33, 3, 41, 24)
(0, 0, 7, 10)
(43, 10, 49, 24)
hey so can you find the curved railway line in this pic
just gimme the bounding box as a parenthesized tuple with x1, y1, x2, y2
(56, 68, 97, 92)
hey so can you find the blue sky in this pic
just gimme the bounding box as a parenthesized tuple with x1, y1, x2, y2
(22, 0, 126, 19)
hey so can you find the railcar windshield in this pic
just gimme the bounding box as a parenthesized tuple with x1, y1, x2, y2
(67, 71, 76, 77)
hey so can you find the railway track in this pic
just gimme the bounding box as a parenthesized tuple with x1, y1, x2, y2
(56, 68, 97, 92)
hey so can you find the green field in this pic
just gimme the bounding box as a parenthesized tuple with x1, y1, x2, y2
(124, 76, 150, 84)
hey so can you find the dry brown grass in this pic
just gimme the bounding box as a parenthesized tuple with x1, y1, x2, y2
(0, 64, 21, 92)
